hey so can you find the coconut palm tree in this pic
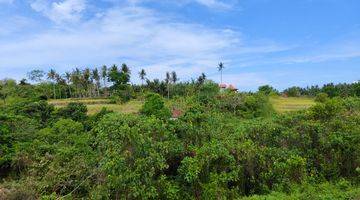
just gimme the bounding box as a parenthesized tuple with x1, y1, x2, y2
(101, 65, 107, 88)
(92, 68, 101, 97)
(165, 72, 171, 99)
(47, 69, 57, 99)
(139, 69, 146, 85)
(83, 68, 91, 97)
(65, 72, 72, 98)
(171, 71, 178, 84)
(218, 62, 225, 84)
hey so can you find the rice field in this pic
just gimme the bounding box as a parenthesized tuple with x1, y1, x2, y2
(48, 96, 315, 115)
(49, 98, 143, 115)
(270, 96, 315, 113)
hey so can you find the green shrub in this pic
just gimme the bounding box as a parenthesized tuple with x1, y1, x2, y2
(315, 92, 329, 103)
(57, 102, 88, 122)
(140, 93, 171, 119)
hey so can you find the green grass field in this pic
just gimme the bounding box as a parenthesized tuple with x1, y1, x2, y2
(270, 96, 315, 113)
(48, 96, 315, 115)
(49, 98, 143, 115)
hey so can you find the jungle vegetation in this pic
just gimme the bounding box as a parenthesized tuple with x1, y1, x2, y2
(0, 65, 359, 199)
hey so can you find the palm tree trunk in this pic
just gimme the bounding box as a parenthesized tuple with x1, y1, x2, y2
(221, 70, 223, 84)
(53, 84, 56, 99)
(167, 83, 170, 99)
(68, 86, 72, 98)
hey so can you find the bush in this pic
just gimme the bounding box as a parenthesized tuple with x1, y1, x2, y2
(315, 92, 328, 103)
(284, 87, 301, 97)
(309, 98, 344, 120)
(140, 93, 171, 119)
(197, 81, 219, 105)
(57, 102, 88, 122)
(258, 85, 278, 96)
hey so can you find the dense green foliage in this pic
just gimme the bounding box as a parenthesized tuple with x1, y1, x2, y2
(0, 76, 359, 199)
(283, 81, 360, 97)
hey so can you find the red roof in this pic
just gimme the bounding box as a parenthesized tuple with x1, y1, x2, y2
(172, 109, 182, 118)
(228, 84, 238, 91)
(219, 83, 227, 88)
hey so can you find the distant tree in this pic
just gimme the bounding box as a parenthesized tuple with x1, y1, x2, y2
(65, 72, 72, 98)
(166, 72, 171, 99)
(55, 73, 65, 98)
(139, 69, 146, 85)
(19, 78, 29, 85)
(71, 68, 82, 98)
(108, 64, 121, 90)
(92, 68, 101, 97)
(0, 85, 6, 103)
(120, 63, 131, 85)
(101, 65, 108, 88)
(197, 73, 206, 85)
(258, 85, 278, 95)
(284, 86, 301, 97)
(171, 71, 178, 84)
(27, 69, 45, 83)
(108, 64, 131, 98)
(218, 62, 225, 84)
(83, 68, 91, 97)
(47, 69, 57, 99)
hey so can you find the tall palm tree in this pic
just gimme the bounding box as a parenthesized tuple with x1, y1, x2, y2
(65, 72, 72, 98)
(47, 69, 57, 99)
(101, 65, 107, 88)
(139, 69, 146, 85)
(92, 68, 101, 97)
(218, 62, 225, 84)
(171, 71, 178, 84)
(121, 63, 131, 84)
(83, 68, 91, 97)
(55, 73, 65, 99)
(72, 68, 82, 98)
(166, 72, 171, 99)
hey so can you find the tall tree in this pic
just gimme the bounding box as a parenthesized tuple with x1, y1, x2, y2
(71, 68, 82, 98)
(55, 73, 65, 98)
(65, 72, 72, 98)
(27, 69, 45, 83)
(101, 65, 107, 88)
(171, 71, 178, 84)
(120, 63, 131, 85)
(47, 69, 57, 99)
(83, 68, 91, 97)
(197, 73, 206, 85)
(218, 62, 225, 84)
(92, 68, 101, 97)
(166, 72, 171, 99)
(139, 69, 146, 85)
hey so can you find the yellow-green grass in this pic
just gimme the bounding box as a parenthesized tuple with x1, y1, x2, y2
(49, 98, 111, 106)
(49, 98, 143, 115)
(270, 96, 315, 113)
(86, 101, 143, 115)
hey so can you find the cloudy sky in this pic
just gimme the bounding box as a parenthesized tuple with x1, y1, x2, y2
(0, 0, 359, 90)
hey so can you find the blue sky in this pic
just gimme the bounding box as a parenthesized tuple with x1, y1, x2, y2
(0, 0, 359, 91)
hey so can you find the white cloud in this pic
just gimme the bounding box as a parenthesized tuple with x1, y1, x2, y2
(0, 5, 244, 79)
(30, 0, 86, 24)
(194, 0, 232, 9)
(122, 0, 234, 10)
(0, 2, 288, 88)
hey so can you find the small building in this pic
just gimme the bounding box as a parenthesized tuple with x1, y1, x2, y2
(170, 108, 182, 120)
(219, 83, 238, 92)
(228, 84, 238, 92)
(219, 83, 227, 89)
